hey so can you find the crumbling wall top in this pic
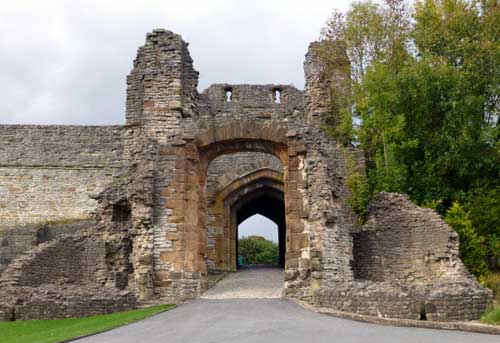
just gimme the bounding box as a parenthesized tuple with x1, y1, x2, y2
(197, 84, 304, 120)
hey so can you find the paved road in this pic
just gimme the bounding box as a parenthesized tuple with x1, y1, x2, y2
(201, 266, 283, 299)
(76, 268, 498, 343)
(76, 298, 498, 343)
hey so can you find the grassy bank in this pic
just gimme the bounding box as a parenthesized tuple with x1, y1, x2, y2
(480, 273, 500, 325)
(0, 304, 173, 343)
(481, 307, 500, 326)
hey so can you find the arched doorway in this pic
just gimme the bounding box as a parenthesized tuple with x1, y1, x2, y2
(160, 120, 310, 299)
(205, 167, 285, 271)
(234, 189, 286, 268)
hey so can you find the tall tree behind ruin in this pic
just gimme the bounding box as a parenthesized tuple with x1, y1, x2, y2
(319, 0, 500, 275)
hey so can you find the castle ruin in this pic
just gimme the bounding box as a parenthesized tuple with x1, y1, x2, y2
(0, 29, 492, 321)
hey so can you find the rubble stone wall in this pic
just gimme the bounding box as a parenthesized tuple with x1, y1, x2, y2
(352, 193, 462, 283)
(0, 223, 136, 321)
(7, 234, 107, 287)
(315, 193, 493, 321)
(0, 125, 123, 228)
(0, 221, 86, 276)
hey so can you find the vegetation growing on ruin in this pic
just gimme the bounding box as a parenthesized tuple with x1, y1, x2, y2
(0, 304, 173, 343)
(33, 218, 89, 229)
(480, 272, 500, 325)
(481, 307, 500, 326)
(319, 0, 500, 278)
(238, 236, 279, 265)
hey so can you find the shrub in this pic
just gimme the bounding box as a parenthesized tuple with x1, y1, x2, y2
(481, 308, 500, 326)
(445, 202, 488, 277)
(344, 150, 372, 221)
(238, 236, 279, 265)
(481, 272, 500, 302)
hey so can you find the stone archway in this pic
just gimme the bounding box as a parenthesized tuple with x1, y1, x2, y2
(206, 168, 285, 271)
(159, 120, 310, 299)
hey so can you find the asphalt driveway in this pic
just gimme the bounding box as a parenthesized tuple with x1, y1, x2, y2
(75, 268, 498, 342)
(75, 298, 498, 343)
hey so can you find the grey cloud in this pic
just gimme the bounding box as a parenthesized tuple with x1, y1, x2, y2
(0, 0, 349, 125)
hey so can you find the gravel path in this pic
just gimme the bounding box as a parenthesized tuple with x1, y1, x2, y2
(201, 266, 283, 299)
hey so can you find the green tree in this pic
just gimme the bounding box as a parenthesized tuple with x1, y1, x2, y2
(445, 202, 488, 277)
(464, 183, 500, 270)
(319, 0, 500, 275)
(238, 236, 279, 265)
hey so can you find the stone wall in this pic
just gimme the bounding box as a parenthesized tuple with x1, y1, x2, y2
(206, 152, 282, 198)
(314, 193, 493, 321)
(0, 223, 136, 321)
(0, 125, 123, 228)
(352, 193, 462, 283)
(0, 221, 86, 276)
(121, 29, 202, 302)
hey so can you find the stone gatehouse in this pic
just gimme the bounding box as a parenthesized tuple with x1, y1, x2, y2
(0, 29, 492, 321)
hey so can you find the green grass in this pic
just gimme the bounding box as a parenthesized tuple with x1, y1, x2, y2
(480, 272, 500, 325)
(481, 307, 500, 325)
(0, 304, 174, 343)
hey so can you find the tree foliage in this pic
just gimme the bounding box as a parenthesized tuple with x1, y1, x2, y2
(320, 0, 500, 275)
(445, 202, 488, 277)
(238, 236, 279, 265)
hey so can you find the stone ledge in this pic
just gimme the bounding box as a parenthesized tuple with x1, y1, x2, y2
(294, 300, 500, 336)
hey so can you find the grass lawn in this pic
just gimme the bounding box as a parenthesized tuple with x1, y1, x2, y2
(480, 272, 500, 326)
(481, 306, 500, 326)
(0, 304, 174, 343)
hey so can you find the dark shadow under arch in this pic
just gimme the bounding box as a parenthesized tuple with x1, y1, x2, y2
(233, 188, 285, 267)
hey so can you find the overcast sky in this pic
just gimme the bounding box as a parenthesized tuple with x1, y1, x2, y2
(239, 214, 278, 242)
(0, 0, 350, 125)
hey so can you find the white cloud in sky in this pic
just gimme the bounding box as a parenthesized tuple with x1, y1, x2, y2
(239, 214, 278, 242)
(0, 0, 350, 125)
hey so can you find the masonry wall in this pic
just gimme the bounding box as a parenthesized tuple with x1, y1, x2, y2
(352, 193, 461, 283)
(315, 193, 493, 321)
(206, 152, 282, 198)
(0, 125, 123, 228)
(0, 227, 136, 320)
(0, 221, 85, 275)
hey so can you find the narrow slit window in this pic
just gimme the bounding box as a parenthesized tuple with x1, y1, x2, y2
(419, 305, 427, 320)
(273, 89, 281, 104)
(225, 88, 232, 103)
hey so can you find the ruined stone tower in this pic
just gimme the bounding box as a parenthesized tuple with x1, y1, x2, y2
(0, 29, 492, 321)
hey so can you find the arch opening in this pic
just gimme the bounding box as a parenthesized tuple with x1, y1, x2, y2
(160, 121, 309, 299)
(235, 192, 285, 268)
(203, 149, 285, 272)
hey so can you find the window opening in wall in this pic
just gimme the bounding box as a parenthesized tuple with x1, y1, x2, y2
(225, 88, 232, 103)
(419, 305, 427, 320)
(273, 88, 281, 104)
(112, 202, 131, 222)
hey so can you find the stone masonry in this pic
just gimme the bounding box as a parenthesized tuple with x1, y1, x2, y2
(0, 29, 492, 321)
